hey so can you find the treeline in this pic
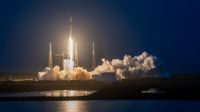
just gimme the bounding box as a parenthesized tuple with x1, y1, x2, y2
(0, 72, 37, 81)
(0, 80, 107, 92)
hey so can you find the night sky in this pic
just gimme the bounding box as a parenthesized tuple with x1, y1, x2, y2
(0, 0, 200, 74)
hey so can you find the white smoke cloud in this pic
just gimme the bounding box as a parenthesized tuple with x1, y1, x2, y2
(38, 52, 168, 80)
(38, 66, 62, 80)
(90, 52, 168, 79)
(38, 66, 91, 80)
(71, 67, 91, 80)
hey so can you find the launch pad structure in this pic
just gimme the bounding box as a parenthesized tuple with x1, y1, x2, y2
(46, 16, 96, 77)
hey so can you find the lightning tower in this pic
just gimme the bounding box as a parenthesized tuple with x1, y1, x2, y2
(92, 42, 96, 70)
(48, 43, 53, 69)
(74, 43, 78, 67)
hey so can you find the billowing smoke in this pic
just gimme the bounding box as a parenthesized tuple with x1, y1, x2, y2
(38, 66, 61, 80)
(71, 67, 91, 80)
(90, 52, 168, 79)
(38, 66, 92, 80)
(38, 52, 167, 80)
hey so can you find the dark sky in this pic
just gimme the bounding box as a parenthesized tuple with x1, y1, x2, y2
(0, 0, 200, 73)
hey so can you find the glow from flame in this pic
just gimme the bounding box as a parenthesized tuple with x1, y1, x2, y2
(68, 36, 74, 61)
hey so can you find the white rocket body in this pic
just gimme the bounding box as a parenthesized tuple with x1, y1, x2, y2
(63, 16, 74, 73)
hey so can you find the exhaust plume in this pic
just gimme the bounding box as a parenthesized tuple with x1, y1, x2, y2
(91, 52, 168, 79)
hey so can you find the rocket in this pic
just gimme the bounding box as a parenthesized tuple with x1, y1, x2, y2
(49, 43, 53, 69)
(70, 16, 72, 38)
(70, 16, 78, 67)
(64, 16, 74, 72)
(68, 16, 74, 61)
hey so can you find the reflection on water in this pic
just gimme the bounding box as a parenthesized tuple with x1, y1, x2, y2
(0, 90, 95, 97)
(0, 100, 200, 112)
(57, 101, 87, 112)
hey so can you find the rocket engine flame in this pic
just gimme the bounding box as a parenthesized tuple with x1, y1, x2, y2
(68, 36, 74, 61)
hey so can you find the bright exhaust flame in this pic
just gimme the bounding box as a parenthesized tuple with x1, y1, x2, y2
(68, 36, 74, 61)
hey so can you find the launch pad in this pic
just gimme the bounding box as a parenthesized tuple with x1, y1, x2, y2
(38, 16, 96, 81)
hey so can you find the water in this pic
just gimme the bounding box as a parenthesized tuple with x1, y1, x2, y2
(0, 100, 200, 112)
(0, 90, 95, 97)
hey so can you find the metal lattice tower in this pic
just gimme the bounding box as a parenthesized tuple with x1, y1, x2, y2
(48, 43, 53, 69)
(92, 42, 96, 70)
(74, 43, 78, 67)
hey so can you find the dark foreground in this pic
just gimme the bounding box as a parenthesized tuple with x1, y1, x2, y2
(0, 76, 200, 101)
